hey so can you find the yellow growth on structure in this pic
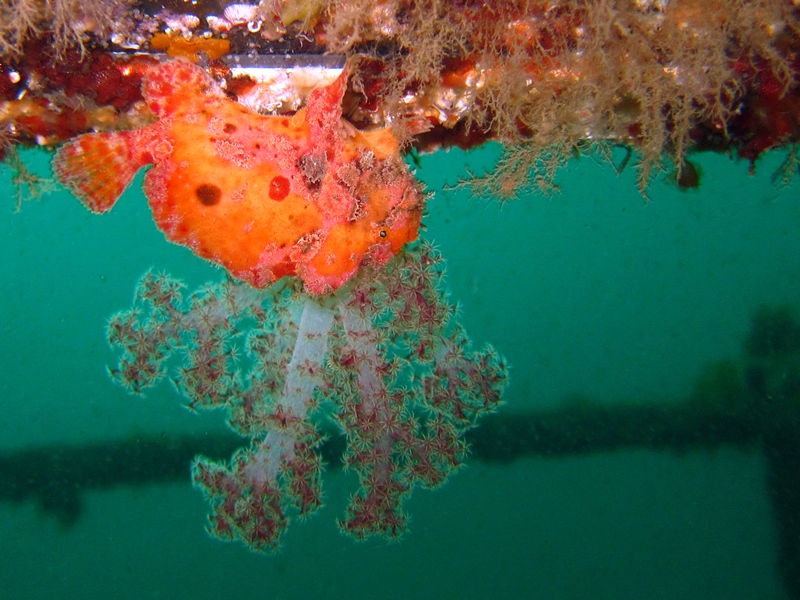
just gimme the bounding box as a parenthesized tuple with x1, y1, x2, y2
(305, 0, 797, 196)
(150, 33, 231, 62)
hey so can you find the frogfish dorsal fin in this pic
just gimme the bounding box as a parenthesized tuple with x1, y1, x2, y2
(53, 131, 141, 214)
(142, 57, 223, 117)
(304, 64, 348, 147)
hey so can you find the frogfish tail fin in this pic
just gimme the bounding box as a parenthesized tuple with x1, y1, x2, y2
(53, 131, 139, 214)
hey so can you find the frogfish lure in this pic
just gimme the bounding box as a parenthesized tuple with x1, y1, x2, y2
(53, 58, 424, 294)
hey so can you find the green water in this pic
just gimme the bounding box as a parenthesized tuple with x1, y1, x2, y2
(1, 144, 797, 598)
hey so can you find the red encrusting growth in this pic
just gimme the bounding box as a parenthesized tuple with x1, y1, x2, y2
(729, 55, 800, 168)
(0, 46, 156, 154)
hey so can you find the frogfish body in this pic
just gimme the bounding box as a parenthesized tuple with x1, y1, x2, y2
(53, 58, 424, 294)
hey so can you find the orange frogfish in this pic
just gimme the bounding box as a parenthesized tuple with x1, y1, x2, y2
(53, 58, 424, 294)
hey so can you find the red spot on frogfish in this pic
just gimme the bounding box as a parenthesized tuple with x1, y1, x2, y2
(269, 176, 290, 201)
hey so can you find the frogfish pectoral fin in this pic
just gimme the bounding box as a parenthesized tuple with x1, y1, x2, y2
(53, 131, 142, 214)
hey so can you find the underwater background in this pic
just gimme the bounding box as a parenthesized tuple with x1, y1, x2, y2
(1, 143, 799, 599)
